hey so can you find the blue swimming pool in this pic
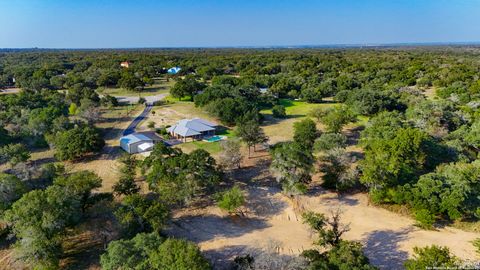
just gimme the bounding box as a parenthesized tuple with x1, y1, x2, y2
(205, 135, 223, 142)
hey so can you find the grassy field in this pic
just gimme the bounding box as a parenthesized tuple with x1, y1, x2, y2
(261, 99, 339, 143)
(97, 78, 174, 97)
(260, 98, 338, 116)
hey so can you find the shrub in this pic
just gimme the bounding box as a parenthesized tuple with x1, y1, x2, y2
(272, 105, 286, 118)
(314, 133, 347, 152)
(414, 209, 435, 229)
(216, 186, 245, 215)
(404, 245, 458, 270)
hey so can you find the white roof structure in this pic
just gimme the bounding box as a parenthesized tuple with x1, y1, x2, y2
(138, 142, 154, 152)
(167, 118, 217, 137)
(120, 133, 151, 145)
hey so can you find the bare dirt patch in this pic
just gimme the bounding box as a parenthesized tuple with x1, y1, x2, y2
(136, 102, 216, 132)
(166, 152, 480, 270)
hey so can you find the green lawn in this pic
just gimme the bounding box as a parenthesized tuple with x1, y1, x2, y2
(261, 99, 339, 117)
(176, 140, 223, 155)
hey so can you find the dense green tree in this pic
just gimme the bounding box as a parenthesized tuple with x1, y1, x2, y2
(170, 75, 206, 101)
(113, 154, 140, 196)
(100, 232, 164, 270)
(48, 123, 105, 161)
(4, 186, 83, 269)
(293, 118, 318, 150)
(404, 245, 458, 270)
(0, 173, 27, 214)
(27, 106, 66, 136)
(301, 87, 324, 103)
(270, 142, 313, 194)
(145, 149, 221, 204)
(314, 133, 347, 152)
(115, 194, 170, 237)
(360, 128, 432, 190)
(320, 106, 356, 133)
(360, 111, 405, 147)
(346, 89, 402, 115)
(0, 143, 30, 166)
(66, 84, 99, 105)
(272, 104, 286, 118)
(404, 161, 480, 225)
(0, 127, 12, 147)
(101, 233, 210, 270)
(54, 170, 102, 212)
(118, 71, 144, 91)
(149, 238, 211, 270)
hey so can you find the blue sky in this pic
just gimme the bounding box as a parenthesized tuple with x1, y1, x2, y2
(0, 0, 479, 48)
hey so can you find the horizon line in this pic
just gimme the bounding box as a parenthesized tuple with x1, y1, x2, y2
(1, 41, 480, 50)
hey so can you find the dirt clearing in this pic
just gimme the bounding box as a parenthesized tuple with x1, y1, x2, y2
(165, 152, 480, 270)
(167, 185, 479, 269)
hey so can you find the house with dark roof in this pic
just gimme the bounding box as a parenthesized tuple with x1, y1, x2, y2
(167, 118, 218, 142)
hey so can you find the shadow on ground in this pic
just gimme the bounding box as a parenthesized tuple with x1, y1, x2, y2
(204, 244, 307, 270)
(166, 214, 271, 243)
(363, 228, 411, 270)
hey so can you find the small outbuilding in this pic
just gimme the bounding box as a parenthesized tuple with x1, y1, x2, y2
(120, 133, 159, 153)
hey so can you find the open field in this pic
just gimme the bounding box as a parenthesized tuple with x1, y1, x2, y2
(261, 99, 338, 143)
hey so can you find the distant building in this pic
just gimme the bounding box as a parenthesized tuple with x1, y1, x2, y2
(259, 87, 268, 94)
(120, 132, 162, 153)
(120, 61, 131, 68)
(167, 66, 182, 75)
(167, 118, 218, 142)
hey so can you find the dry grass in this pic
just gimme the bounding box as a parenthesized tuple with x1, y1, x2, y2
(68, 105, 143, 192)
(166, 154, 480, 269)
(136, 102, 216, 132)
(423, 87, 438, 100)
